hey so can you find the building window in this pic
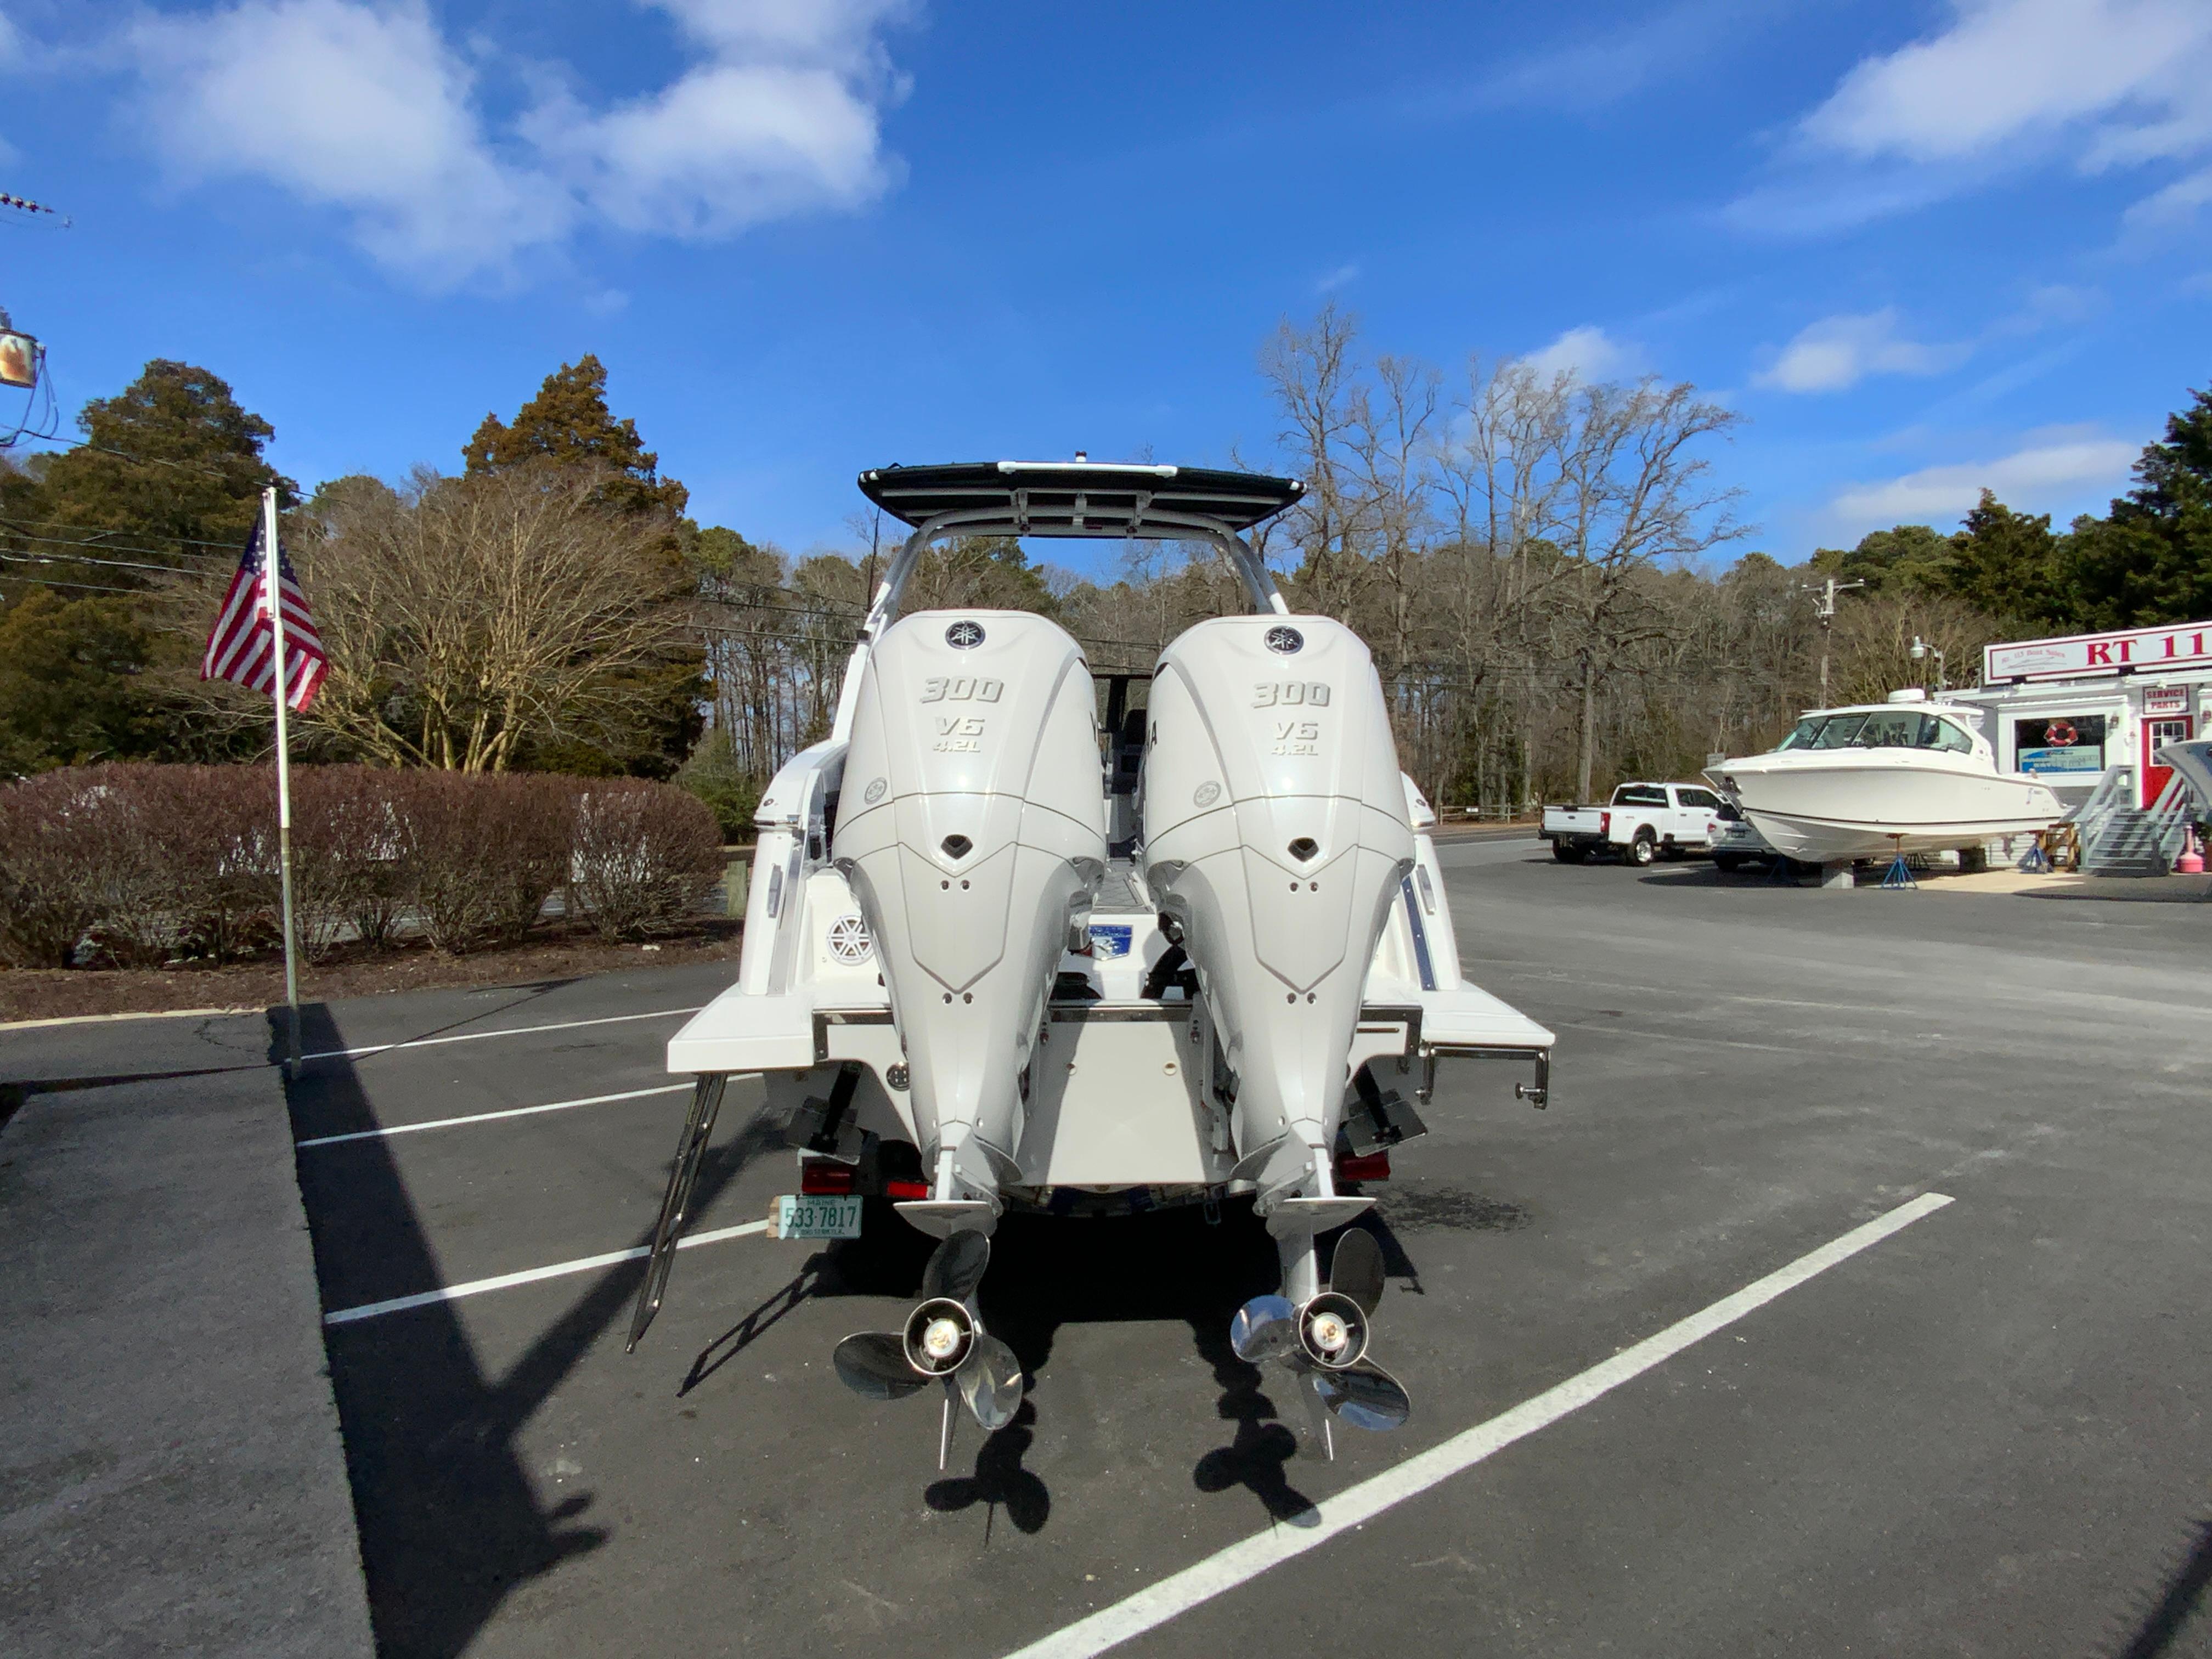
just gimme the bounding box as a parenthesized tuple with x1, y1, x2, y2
(2015, 714, 2108, 775)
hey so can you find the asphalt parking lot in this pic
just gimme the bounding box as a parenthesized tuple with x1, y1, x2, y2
(9, 839, 2212, 1658)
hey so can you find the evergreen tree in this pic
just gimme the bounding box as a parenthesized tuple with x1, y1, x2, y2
(0, 590, 158, 774)
(1807, 523, 1956, 596)
(2065, 385, 2212, 629)
(463, 354, 689, 518)
(0, 360, 289, 581)
(1946, 490, 2064, 623)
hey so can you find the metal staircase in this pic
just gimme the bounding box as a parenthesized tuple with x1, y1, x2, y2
(2071, 765, 2198, 877)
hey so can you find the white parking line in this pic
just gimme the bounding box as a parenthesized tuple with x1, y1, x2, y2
(301, 1005, 704, 1063)
(1003, 1190, 1955, 1659)
(321, 1219, 769, 1325)
(296, 1083, 690, 1148)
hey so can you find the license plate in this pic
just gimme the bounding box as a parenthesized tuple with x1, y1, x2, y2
(773, 1194, 863, 1239)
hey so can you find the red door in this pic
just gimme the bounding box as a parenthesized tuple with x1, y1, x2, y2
(2143, 715, 2191, 806)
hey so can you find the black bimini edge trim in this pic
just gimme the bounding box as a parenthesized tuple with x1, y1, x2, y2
(827, 460, 1302, 742)
(857, 460, 1304, 537)
(851, 460, 1300, 630)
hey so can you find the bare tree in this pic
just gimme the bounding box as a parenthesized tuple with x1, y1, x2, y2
(1260, 304, 1374, 620)
(1548, 379, 1748, 800)
(298, 467, 691, 771)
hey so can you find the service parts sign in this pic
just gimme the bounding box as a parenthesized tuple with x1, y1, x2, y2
(1987, 621, 2212, 681)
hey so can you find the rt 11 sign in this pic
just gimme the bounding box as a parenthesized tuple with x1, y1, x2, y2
(1985, 620, 2212, 682)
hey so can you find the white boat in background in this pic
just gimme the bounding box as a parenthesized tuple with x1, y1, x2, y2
(2153, 737, 2212, 809)
(1706, 690, 2064, 865)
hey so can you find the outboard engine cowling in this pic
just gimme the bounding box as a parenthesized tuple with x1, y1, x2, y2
(834, 611, 1107, 1233)
(1142, 616, 1413, 1228)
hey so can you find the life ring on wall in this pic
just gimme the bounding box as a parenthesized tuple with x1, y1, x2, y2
(2044, 719, 2078, 747)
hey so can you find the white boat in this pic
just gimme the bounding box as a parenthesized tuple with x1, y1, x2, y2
(1705, 690, 2063, 865)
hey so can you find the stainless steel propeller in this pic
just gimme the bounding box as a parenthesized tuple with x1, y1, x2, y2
(832, 1230, 1023, 1467)
(1230, 1227, 1410, 1455)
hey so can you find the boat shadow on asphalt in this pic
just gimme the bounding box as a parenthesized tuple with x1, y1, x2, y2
(283, 1001, 778, 1659)
(2114, 1513, 2212, 1658)
(677, 1199, 1431, 1537)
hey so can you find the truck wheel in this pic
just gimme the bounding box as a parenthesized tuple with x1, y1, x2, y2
(1553, 843, 1582, 864)
(1713, 855, 1745, 873)
(1628, 833, 1656, 867)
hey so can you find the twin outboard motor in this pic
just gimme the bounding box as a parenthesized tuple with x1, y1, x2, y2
(833, 610, 1107, 1233)
(1142, 615, 1414, 1283)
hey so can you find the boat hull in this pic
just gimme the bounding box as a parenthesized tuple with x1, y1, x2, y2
(1711, 753, 2063, 865)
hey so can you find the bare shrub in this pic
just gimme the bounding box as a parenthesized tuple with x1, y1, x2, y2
(0, 770, 137, 967)
(566, 780, 724, 940)
(396, 771, 573, 953)
(131, 766, 281, 963)
(290, 766, 408, 961)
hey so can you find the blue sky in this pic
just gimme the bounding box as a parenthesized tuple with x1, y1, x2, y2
(0, 0, 2207, 575)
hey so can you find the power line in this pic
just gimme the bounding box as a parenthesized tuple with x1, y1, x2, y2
(0, 571, 141, 596)
(0, 514, 248, 552)
(12, 430, 274, 487)
(0, 545, 222, 579)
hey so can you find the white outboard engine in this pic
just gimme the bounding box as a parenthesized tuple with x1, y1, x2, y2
(1143, 614, 1414, 1294)
(834, 610, 1107, 1235)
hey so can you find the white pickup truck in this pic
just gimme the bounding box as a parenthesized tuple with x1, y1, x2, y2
(1541, 781, 1737, 866)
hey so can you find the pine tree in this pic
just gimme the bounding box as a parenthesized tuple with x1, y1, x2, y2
(0, 360, 289, 582)
(463, 354, 688, 518)
(2065, 386, 2212, 629)
(1946, 490, 2063, 623)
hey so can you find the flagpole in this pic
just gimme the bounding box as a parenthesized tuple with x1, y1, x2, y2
(262, 484, 302, 1070)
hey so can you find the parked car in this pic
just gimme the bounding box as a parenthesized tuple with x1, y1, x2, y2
(1707, 803, 1779, 872)
(1540, 782, 1738, 866)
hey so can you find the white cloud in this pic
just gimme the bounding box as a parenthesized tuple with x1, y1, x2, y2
(1314, 262, 1360, 294)
(1790, 0, 2212, 230)
(1754, 308, 1966, 393)
(2124, 162, 2212, 232)
(127, 1, 567, 284)
(1519, 325, 1643, 383)
(1827, 431, 2137, 528)
(121, 0, 908, 286)
(1804, 0, 2210, 162)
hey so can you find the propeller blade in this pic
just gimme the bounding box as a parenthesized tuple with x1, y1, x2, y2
(1327, 1227, 1386, 1317)
(1312, 1358, 1411, 1432)
(954, 1331, 1025, 1432)
(922, 1229, 991, 1304)
(833, 1331, 929, 1401)
(1229, 1294, 1299, 1363)
(1297, 1362, 1336, 1461)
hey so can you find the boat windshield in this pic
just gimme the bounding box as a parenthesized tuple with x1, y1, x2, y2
(1774, 712, 1979, 753)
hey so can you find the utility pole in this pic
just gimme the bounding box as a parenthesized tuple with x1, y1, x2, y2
(1801, 575, 1865, 706)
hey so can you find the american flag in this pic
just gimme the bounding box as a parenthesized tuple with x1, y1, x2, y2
(201, 515, 328, 712)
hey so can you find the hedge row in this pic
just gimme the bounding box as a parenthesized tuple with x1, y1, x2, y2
(0, 764, 725, 969)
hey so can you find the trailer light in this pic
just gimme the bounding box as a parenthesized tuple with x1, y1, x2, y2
(884, 1177, 930, 1200)
(799, 1161, 855, 1195)
(1336, 1150, 1391, 1183)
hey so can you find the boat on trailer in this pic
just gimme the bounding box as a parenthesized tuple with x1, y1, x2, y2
(626, 460, 1554, 1461)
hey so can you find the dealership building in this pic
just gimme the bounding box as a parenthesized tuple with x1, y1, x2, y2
(1950, 618, 2212, 812)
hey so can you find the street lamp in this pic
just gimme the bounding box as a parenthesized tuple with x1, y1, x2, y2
(1909, 635, 1946, 693)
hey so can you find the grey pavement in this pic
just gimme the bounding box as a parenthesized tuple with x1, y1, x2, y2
(7, 847, 2212, 1657)
(1, 1012, 375, 1659)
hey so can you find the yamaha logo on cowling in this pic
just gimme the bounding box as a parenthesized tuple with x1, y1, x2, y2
(1264, 625, 1304, 655)
(945, 620, 986, 650)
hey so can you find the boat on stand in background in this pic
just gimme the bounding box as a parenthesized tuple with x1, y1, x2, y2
(1706, 689, 2063, 866)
